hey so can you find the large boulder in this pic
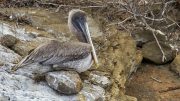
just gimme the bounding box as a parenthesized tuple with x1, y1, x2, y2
(132, 29, 166, 47)
(142, 41, 175, 64)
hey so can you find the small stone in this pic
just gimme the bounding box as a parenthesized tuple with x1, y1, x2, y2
(142, 41, 175, 64)
(125, 95, 137, 101)
(170, 54, 180, 75)
(0, 34, 18, 48)
(89, 71, 111, 88)
(80, 82, 105, 101)
(45, 71, 82, 95)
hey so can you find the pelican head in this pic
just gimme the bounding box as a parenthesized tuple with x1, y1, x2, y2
(68, 9, 98, 65)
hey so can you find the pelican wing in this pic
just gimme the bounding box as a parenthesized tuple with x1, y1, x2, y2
(13, 40, 91, 70)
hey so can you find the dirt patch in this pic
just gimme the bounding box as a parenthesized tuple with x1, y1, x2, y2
(125, 63, 180, 101)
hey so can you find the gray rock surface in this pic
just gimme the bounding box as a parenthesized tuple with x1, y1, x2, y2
(0, 23, 36, 41)
(46, 71, 82, 94)
(142, 41, 175, 64)
(0, 70, 105, 101)
(0, 44, 22, 64)
(80, 82, 105, 101)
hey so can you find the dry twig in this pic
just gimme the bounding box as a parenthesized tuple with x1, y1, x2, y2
(108, 0, 179, 60)
(151, 76, 162, 83)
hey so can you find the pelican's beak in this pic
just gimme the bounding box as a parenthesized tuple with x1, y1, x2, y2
(84, 22, 99, 65)
(72, 16, 98, 65)
(72, 17, 98, 65)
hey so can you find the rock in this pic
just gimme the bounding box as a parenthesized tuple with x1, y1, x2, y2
(132, 29, 166, 47)
(0, 23, 36, 41)
(0, 70, 105, 101)
(142, 41, 175, 64)
(89, 71, 111, 88)
(0, 8, 103, 40)
(129, 50, 143, 75)
(178, 0, 180, 4)
(46, 71, 82, 95)
(0, 34, 18, 48)
(87, 17, 103, 37)
(170, 54, 180, 75)
(0, 44, 21, 64)
(80, 82, 105, 101)
(92, 27, 142, 100)
(12, 37, 52, 56)
(0, 60, 4, 66)
(0, 95, 10, 101)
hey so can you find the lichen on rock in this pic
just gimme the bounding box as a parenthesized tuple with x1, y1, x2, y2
(90, 26, 142, 101)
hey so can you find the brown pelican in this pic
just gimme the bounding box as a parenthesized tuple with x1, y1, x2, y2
(11, 9, 98, 73)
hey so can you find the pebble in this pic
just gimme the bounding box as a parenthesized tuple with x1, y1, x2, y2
(89, 71, 111, 88)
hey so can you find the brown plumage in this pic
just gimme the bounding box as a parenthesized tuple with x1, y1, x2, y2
(15, 40, 91, 67)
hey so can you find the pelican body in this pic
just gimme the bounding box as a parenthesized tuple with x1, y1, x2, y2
(12, 9, 98, 73)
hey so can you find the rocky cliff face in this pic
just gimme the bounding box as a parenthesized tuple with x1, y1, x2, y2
(0, 7, 142, 101)
(92, 27, 142, 101)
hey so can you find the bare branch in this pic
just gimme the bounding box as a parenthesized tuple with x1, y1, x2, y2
(108, 16, 134, 26)
(110, 0, 179, 56)
(166, 16, 180, 29)
(141, 17, 167, 62)
(161, 0, 176, 16)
